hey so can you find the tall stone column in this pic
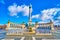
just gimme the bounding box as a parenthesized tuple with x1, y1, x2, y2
(28, 4, 32, 26)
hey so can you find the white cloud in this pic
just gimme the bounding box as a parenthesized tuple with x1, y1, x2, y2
(39, 8, 60, 25)
(41, 8, 60, 21)
(8, 3, 32, 17)
(32, 14, 40, 19)
(8, 3, 17, 16)
(31, 8, 60, 21)
(17, 6, 23, 12)
(23, 6, 29, 16)
(58, 16, 60, 19)
(54, 20, 60, 25)
(31, 8, 60, 20)
(31, 8, 60, 25)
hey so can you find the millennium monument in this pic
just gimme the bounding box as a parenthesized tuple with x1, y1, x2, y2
(3, 4, 56, 40)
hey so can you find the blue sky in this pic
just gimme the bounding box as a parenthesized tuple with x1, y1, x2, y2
(0, 0, 60, 25)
